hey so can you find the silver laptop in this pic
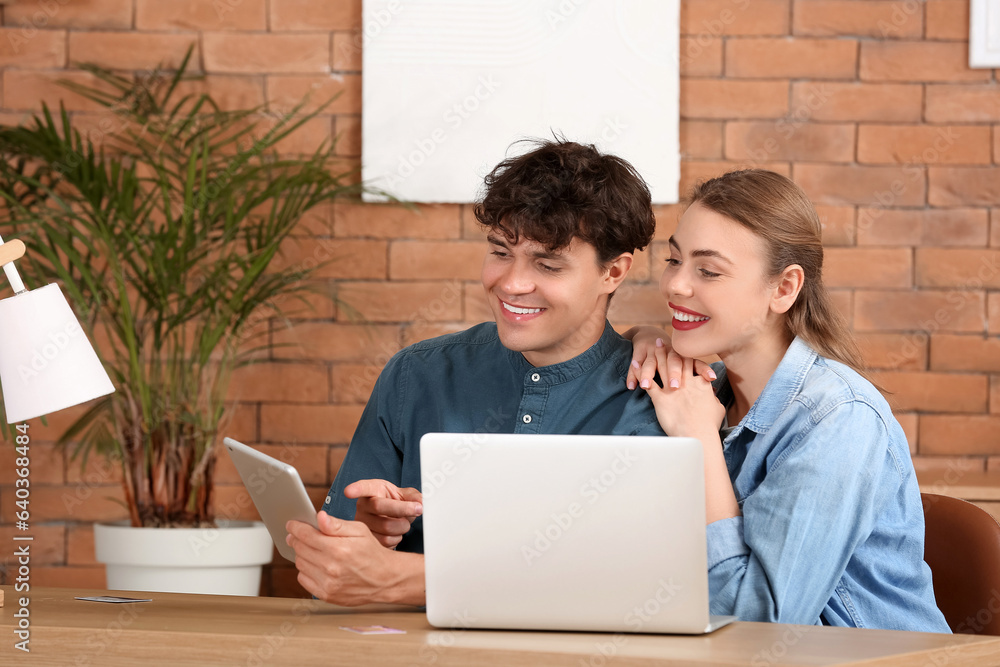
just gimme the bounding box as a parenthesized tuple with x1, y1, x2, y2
(419, 433, 737, 634)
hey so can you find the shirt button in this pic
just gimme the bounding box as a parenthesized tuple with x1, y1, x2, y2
(522, 414, 532, 424)
(531, 373, 540, 382)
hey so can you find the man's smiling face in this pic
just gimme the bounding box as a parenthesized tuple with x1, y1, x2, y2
(481, 233, 626, 367)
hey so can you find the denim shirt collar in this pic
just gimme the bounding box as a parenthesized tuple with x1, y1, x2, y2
(505, 320, 620, 385)
(715, 337, 817, 441)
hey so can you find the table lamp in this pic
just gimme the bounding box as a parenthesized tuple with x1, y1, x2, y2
(0, 235, 115, 423)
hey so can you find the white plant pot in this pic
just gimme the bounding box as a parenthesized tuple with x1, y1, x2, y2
(94, 520, 274, 596)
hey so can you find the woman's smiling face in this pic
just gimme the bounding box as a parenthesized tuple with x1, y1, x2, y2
(660, 202, 787, 362)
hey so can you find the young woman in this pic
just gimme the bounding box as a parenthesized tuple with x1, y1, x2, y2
(630, 169, 949, 632)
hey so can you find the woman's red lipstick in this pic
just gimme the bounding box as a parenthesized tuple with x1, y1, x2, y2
(669, 302, 710, 331)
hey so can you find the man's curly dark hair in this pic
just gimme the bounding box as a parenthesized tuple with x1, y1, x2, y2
(474, 139, 656, 266)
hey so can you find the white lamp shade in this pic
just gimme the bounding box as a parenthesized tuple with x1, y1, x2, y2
(0, 283, 115, 423)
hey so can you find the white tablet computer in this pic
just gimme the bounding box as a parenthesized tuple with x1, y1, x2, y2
(223, 437, 318, 562)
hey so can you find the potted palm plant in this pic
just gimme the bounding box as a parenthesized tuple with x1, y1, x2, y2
(0, 49, 364, 594)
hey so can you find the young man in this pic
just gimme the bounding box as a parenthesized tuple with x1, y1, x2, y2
(286, 139, 671, 606)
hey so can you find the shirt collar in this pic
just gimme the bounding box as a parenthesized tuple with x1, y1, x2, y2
(715, 336, 817, 439)
(505, 320, 621, 385)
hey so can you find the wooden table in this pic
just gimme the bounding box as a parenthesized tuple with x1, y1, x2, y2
(2, 586, 1000, 666)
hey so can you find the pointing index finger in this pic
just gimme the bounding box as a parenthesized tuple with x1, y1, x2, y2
(370, 496, 423, 518)
(343, 479, 398, 500)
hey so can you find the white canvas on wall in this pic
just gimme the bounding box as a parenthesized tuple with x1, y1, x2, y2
(361, 0, 680, 204)
(970, 0, 1000, 67)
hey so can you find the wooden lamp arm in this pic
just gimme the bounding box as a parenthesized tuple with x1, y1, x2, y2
(0, 239, 26, 266)
(0, 237, 27, 294)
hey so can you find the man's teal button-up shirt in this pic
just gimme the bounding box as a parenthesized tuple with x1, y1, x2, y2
(322, 320, 664, 553)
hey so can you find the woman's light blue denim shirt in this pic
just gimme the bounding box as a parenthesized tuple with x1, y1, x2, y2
(708, 337, 950, 632)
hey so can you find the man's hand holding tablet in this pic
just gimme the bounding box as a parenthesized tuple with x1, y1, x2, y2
(225, 437, 426, 605)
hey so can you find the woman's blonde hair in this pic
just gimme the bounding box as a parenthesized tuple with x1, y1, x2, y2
(688, 169, 869, 378)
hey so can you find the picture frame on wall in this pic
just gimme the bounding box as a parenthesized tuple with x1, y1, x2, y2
(361, 0, 681, 204)
(970, 0, 1000, 67)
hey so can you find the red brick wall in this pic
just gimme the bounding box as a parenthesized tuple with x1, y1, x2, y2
(1, 0, 998, 596)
